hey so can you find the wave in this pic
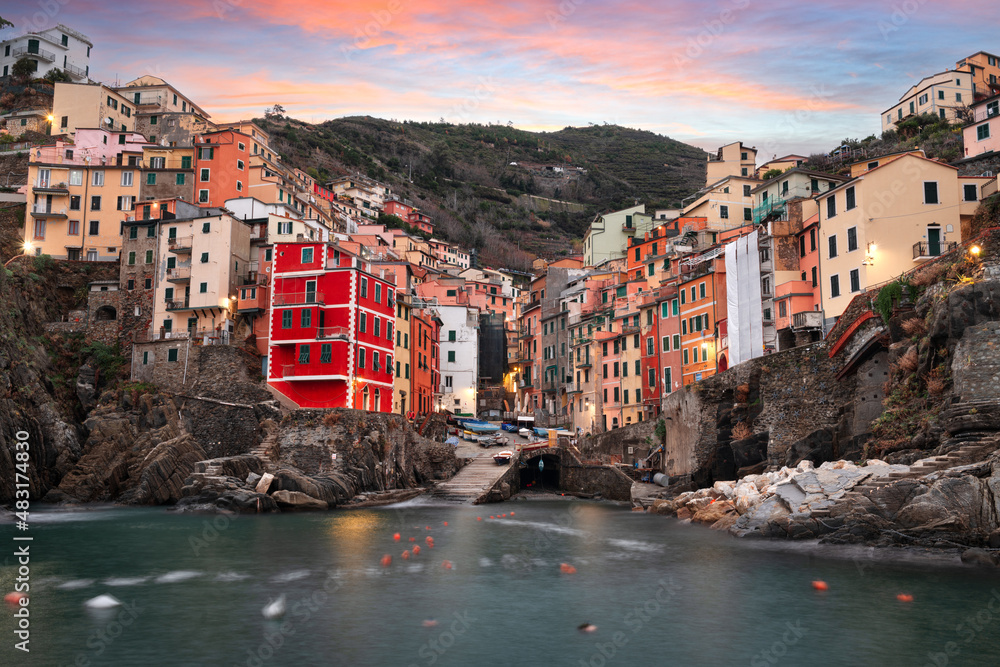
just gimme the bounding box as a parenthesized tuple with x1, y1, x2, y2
(57, 579, 95, 590)
(272, 569, 310, 583)
(104, 577, 149, 586)
(215, 572, 250, 582)
(154, 570, 202, 584)
(607, 538, 662, 553)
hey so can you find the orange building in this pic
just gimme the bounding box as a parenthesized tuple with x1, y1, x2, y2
(678, 256, 727, 384)
(193, 129, 253, 207)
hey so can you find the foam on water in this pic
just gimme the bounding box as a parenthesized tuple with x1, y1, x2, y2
(478, 557, 493, 568)
(104, 577, 149, 586)
(215, 572, 250, 582)
(154, 570, 202, 584)
(498, 519, 586, 537)
(272, 569, 310, 583)
(57, 579, 95, 590)
(607, 538, 662, 553)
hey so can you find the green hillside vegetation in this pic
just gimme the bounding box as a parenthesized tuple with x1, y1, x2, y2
(257, 115, 707, 269)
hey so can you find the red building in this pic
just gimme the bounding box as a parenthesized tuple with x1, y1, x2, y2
(193, 129, 254, 207)
(410, 307, 441, 416)
(267, 242, 395, 411)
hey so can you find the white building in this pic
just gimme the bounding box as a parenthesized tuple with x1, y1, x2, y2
(1, 24, 91, 81)
(437, 304, 479, 416)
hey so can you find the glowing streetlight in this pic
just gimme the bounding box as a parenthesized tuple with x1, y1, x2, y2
(5, 242, 34, 267)
(970, 245, 982, 257)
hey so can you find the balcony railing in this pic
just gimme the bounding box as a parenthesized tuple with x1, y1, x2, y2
(315, 327, 350, 340)
(63, 62, 86, 78)
(273, 291, 324, 306)
(913, 241, 958, 260)
(792, 311, 823, 330)
(13, 45, 55, 62)
(165, 267, 190, 282)
(165, 300, 193, 311)
(133, 94, 164, 107)
(167, 236, 193, 253)
(137, 329, 230, 345)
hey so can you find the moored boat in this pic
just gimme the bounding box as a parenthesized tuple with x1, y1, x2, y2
(532, 427, 549, 438)
(493, 450, 514, 465)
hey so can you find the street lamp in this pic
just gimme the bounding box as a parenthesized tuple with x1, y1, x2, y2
(46, 115, 54, 136)
(4, 242, 33, 268)
(970, 245, 982, 257)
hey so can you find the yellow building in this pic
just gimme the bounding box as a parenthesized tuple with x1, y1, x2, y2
(706, 141, 757, 186)
(51, 82, 136, 136)
(882, 70, 974, 132)
(149, 211, 251, 340)
(847, 150, 925, 178)
(26, 129, 150, 260)
(815, 154, 983, 323)
(395, 289, 413, 415)
(682, 175, 759, 231)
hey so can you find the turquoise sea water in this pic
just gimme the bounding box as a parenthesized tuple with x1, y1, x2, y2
(2, 499, 1000, 666)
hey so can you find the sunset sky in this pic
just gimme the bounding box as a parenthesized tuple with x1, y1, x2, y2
(4, 1, 996, 159)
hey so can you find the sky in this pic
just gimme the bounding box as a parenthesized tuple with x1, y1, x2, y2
(3, 0, 997, 160)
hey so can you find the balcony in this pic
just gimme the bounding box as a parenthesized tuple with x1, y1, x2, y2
(165, 267, 190, 282)
(236, 287, 268, 313)
(133, 94, 164, 107)
(13, 45, 55, 62)
(273, 291, 325, 306)
(278, 364, 344, 381)
(167, 236, 193, 253)
(30, 204, 67, 218)
(63, 62, 86, 78)
(316, 327, 350, 341)
(165, 299, 194, 311)
(32, 181, 69, 194)
(792, 311, 823, 330)
(913, 241, 958, 261)
(138, 329, 230, 345)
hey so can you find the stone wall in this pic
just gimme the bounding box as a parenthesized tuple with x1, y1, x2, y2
(955, 153, 1000, 178)
(580, 417, 659, 465)
(86, 287, 121, 346)
(952, 321, 1000, 401)
(560, 464, 633, 501)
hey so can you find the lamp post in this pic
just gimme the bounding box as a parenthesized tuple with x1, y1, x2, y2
(4, 242, 34, 268)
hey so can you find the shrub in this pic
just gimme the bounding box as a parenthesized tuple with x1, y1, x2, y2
(323, 411, 342, 427)
(900, 317, 926, 336)
(732, 421, 752, 440)
(735, 383, 749, 403)
(897, 347, 919, 375)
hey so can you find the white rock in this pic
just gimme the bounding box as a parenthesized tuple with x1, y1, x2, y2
(255, 472, 275, 494)
(713, 481, 736, 498)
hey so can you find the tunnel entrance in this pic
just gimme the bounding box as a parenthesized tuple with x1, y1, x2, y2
(520, 453, 561, 491)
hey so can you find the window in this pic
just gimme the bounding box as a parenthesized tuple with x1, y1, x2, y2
(68, 220, 79, 235)
(938, 90, 944, 101)
(681, 320, 687, 335)
(830, 274, 840, 298)
(200, 168, 210, 182)
(128, 251, 136, 265)
(919, 93, 928, 105)
(693, 347, 698, 363)
(168, 348, 178, 362)
(320, 343, 332, 363)
(719, 205, 729, 219)
(358, 348, 366, 369)
(147, 225, 155, 238)
(778, 301, 787, 318)
(662, 336, 670, 352)
(828, 235, 838, 258)
(198, 147, 214, 160)
(360, 277, 368, 298)
(301, 247, 313, 263)
(673, 334, 680, 349)
(199, 282, 208, 293)
(956, 92, 963, 102)
(622, 361, 628, 377)
(92, 171, 104, 186)
(447, 351, 456, 362)
(810, 229, 816, 252)
(200, 252, 209, 263)
(826, 195, 836, 218)
(691, 287, 696, 302)
(374, 317, 381, 337)
(613, 387, 620, 403)
(845, 186, 856, 211)
(847, 227, 858, 252)
(88, 220, 99, 236)
(89, 195, 101, 211)
(978, 124, 991, 141)
(850, 268, 860, 293)
(799, 235, 806, 257)
(146, 172, 156, 185)
(964, 184, 978, 202)
(699, 282, 706, 299)
(743, 184, 751, 197)
(298, 345, 310, 364)
(198, 190, 209, 203)
(375, 283, 382, 304)
(301, 309, 311, 327)
(359, 313, 367, 333)
(683, 349, 689, 364)
(811, 266, 818, 287)
(924, 182, 939, 204)
(237, 160, 244, 171)
(176, 173, 186, 186)
(145, 250, 153, 264)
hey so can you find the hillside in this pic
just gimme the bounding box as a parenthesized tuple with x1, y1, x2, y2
(258, 116, 707, 269)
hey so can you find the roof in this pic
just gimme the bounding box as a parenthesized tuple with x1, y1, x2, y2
(816, 153, 958, 199)
(750, 168, 847, 194)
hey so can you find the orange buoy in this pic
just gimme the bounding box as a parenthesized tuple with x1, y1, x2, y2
(402, 550, 410, 560)
(510, 512, 515, 516)
(502, 513, 507, 518)
(380, 555, 392, 568)
(443, 522, 449, 527)
(560, 563, 577, 574)
(477, 517, 482, 521)
(442, 560, 452, 570)
(489, 515, 495, 519)
(897, 594, 914, 602)
(812, 581, 828, 591)
(409, 537, 416, 542)
(422, 619, 439, 627)
(426, 526, 431, 530)
(4, 592, 26, 606)
(413, 546, 421, 555)
(393, 533, 401, 541)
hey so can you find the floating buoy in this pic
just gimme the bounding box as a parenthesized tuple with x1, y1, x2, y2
(393, 533, 401, 541)
(442, 560, 452, 570)
(261, 594, 286, 619)
(409, 537, 416, 542)
(812, 581, 828, 591)
(426, 526, 431, 531)
(502, 514, 507, 518)
(84, 594, 122, 609)
(413, 546, 421, 555)
(380, 555, 392, 568)
(510, 512, 515, 516)
(578, 623, 598, 633)
(443, 522, 449, 527)
(477, 517, 482, 521)
(897, 594, 914, 602)
(402, 550, 410, 560)
(4, 592, 26, 606)
(489, 516, 495, 519)
(422, 619, 439, 628)
(560, 563, 577, 574)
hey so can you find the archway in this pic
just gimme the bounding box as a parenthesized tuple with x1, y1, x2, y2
(520, 453, 561, 491)
(95, 305, 117, 321)
(362, 386, 370, 411)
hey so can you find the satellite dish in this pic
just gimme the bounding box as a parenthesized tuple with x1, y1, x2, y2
(105, 117, 113, 126)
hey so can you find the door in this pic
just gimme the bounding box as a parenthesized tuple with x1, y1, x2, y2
(928, 227, 941, 256)
(27, 39, 39, 54)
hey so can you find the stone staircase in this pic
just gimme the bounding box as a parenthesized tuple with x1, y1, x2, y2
(431, 453, 515, 503)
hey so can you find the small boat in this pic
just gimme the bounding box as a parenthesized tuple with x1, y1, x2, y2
(518, 428, 533, 439)
(501, 423, 518, 433)
(533, 427, 549, 438)
(462, 419, 501, 434)
(493, 450, 514, 465)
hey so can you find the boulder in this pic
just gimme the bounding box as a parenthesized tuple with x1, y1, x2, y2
(255, 472, 275, 494)
(960, 548, 998, 568)
(246, 472, 262, 487)
(692, 500, 735, 525)
(272, 490, 328, 511)
(733, 481, 762, 514)
(730, 496, 791, 538)
(649, 498, 678, 516)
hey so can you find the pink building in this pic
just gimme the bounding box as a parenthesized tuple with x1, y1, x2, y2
(964, 93, 1000, 157)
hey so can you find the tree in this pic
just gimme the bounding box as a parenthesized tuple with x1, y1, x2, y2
(0, 16, 13, 30)
(263, 104, 285, 121)
(761, 168, 783, 180)
(11, 57, 37, 82)
(43, 68, 72, 83)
